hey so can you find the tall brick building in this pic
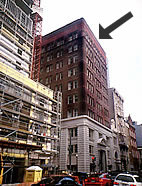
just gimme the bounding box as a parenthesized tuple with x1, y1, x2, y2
(39, 18, 115, 173)
(40, 18, 110, 128)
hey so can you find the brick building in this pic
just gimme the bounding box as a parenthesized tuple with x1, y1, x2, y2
(40, 18, 110, 128)
(126, 115, 139, 171)
(39, 18, 115, 173)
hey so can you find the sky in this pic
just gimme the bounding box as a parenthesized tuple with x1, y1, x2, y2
(40, 0, 142, 124)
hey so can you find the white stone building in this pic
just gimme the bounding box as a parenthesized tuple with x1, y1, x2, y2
(60, 115, 118, 173)
(108, 88, 128, 171)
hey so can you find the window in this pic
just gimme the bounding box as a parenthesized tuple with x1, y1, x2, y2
(73, 95, 78, 103)
(89, 129, 93, 140)
(56, 72, 63, 80)
(134, 176, 142, 182)
(106, 137, 110, 146)
(55, 85, 63, 92)
(103, 96, 108, 105)
(68, 144, 78, 153)
(113, 137, 117, 146)
(96, 89, 102, 100)
(68, 95, 73, 104)
(56, 61, 63, 69)
(67, 109, 72, 117)
(88, 109, 95, 119)
(59, 72, 63, 80)
(89, 145, 94, 154)
(68, 46, 72, 53)
(69, 127, 78, 137)
(57, 52, 60, 58)
(86, 57, 93, 68)
(74, 80, 78, 89)
(68, 55, 78, 65)
(87, 81, 94, 93)
(47, 55, 53, 62)
(46, 76, 52, 84)
(95, 78, 101, 89)
(99, 133, 102, 138)
(68, 32, 78, 42)
(68, 35, 73, 41)
(75, 128, 77, 137)
(116, 175, 134, 182)
(73, 33, 78, 40)
(18, 48, 22, 55)
(68, 81, 73, 90)
(68, 69, 73, 77)
(73, 55, 78, 63)
(56, 63, 59, 69)
(67, 109, 78, 117)
(68, 57, 73, 65)
(73, 109, 78, 116)
(74, 44, 78, 51)
(68, 68, 77, 77)
(97, 115, 103, 123)
(70, 128, 73, 137)
(46, 64, 53, 72)
(59, 84, 62, 92)
(87, 95, 94, 107)
(68, 80, 78, 90)
(87, 69, 93, 80)
(41, 57, 44, 64)
(55, 85, 58, 91)
(57, 39, 64, 47)
(55, 74, 59, 81)
(57, 51, 63, 58)
(96, 102, 102, 112)
(68, 95, 78, 104)
(75, 144, 78, 153)
(104, 108, 109, 117)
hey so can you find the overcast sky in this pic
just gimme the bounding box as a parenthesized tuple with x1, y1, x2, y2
(40, 0, 142, 124)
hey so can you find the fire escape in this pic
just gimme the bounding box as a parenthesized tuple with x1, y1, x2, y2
(30, 0, 42, 81)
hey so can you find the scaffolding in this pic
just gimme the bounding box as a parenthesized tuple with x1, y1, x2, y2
(30, 0, 42, 81)
(0, 0, 33, 45)
(0, 62, 62, 183)
(0, 0, 33, 78)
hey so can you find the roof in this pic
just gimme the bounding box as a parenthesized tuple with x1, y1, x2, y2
(42, 18, 106, 58)
(26, 166, 42, 170)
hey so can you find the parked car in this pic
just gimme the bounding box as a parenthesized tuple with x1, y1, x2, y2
(85, 173, 101, 185)
(109, 171, 121, 184)
(31, 177, 53, 186)
(113, 173, 142, 186)
(31, 175, 81, 186)
(55, 177, 82, 186)
(85, 173, 112, 186)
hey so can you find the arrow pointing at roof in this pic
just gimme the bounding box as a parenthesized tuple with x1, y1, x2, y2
(99, 12, 133, 39)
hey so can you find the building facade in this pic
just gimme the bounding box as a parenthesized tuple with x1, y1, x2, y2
(126, 115, 139, 171)
(60, 116, 115, 173)
(0, 0, 62, 184)
(108, 88, 128, 171)
(134, 123, 142, 171)
(0, 62, 62, 183)
(39, 18, 120, 172)
(0, 0, 33, 77)
(41, 18, 110, 128)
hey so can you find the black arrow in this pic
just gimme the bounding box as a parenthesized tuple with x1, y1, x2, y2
(99, 12, 133, 39)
